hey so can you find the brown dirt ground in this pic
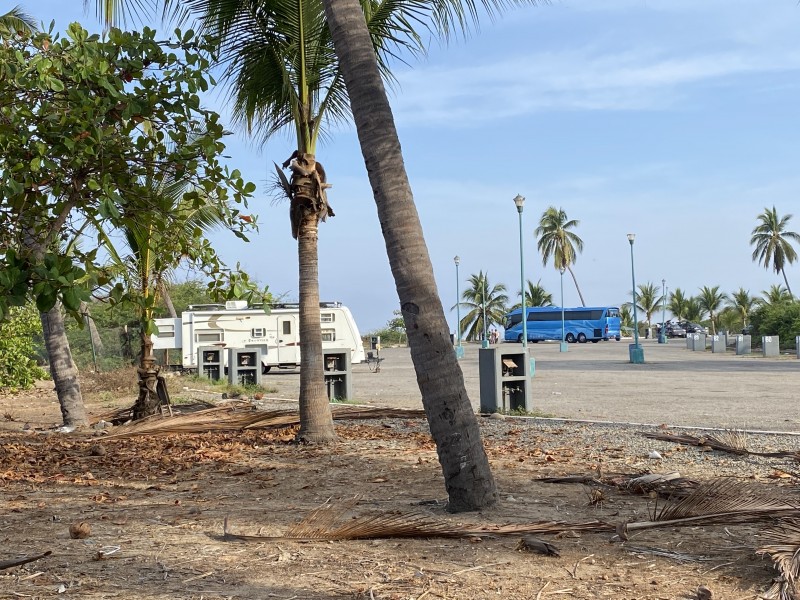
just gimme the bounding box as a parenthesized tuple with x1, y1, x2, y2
(0, 370, 793, 600)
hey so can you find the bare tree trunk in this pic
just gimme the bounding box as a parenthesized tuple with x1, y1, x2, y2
(322, 0, 496, 512)
(40, 303, 87, 428)
(567, 266, 586, 307)
(297, 213, 336, 442)
(132, 326, 164, 420)
(781, 268, 793, 297)
(159, 280, 178, 318)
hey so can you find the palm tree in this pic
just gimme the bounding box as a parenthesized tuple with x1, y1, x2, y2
(667, 288, 690, 321)
(509, 279, 552, 311)
(761, 284, 793, 306)
(92, 0, 519, 519)
(456, 272, 508, 342)
(727, 288, 757, 328)
(626, 282, 662, 333)
(108, 166, 235, 419)
(320, 0, 533, 511)
(697, 285, 727, 334)
(0, 5, 36, 33)
(684, 297, 706, 323)
(534, 207, 586, 306)
(750, 206, 800, 296)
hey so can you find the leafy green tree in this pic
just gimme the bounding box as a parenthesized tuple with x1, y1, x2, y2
(750, 206, 800, 296)
(667, 288, 690, 321)
(626, 282, 663, 331)
(620, 304, 634, 331)
(761, 284, 793, 307)
(456, 272, 509, 342)
(509, 279, 553, 311)
(0, 304, 48, 390)
(0, 23, 256, 425)
(697, 285, 727, 334)
(727, 288, 758, 328)
(366, 310, 407, 346)
(534, 207, 586, 306)
(750, 300, 800, 346)
(156, 280, 217, 317)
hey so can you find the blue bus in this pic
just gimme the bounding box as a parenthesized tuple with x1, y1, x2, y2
(504, 306, 621, 343)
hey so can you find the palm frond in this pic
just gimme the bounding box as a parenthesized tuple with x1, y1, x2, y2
(0, 5, 38, 34)
(757, 518, 800, 600)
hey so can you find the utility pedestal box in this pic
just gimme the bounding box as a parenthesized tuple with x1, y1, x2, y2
(228, 348, 262, 386)
(796, 336, 800, 359)
(690, 334, 706, 351)
(478, 345, 532, 413)
(198, 346, 224, 381)
(762, 336, 780, 357)
(735, 335, 751, 355)
(685, 336, 693, 350)
(711, 335, 726, 353)
(323, 348, 352, 401)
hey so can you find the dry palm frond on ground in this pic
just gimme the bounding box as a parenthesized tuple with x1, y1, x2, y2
(538, 471, 700, 499)
(641, 431, 800, 459)
(103, 405, 426, 439)
(757, 518, 800, 600)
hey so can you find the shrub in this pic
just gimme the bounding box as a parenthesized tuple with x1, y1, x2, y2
(749, 301, 800, 348)
(0, 305, 49, 390)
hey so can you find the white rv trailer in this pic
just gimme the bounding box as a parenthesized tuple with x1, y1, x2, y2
(151, 301, 366, 372)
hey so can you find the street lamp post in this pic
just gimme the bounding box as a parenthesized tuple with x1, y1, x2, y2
(514, 194, 527, 348)
(454, 256, 464, 359)
(481, 275, 489, 349)
(627, 234, 644, 363)
(659, 278, 667, 344)
(559, 266, 568, 352)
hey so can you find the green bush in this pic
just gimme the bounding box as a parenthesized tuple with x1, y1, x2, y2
(0, 304, 49, 389)
(750, 301, 800, 348)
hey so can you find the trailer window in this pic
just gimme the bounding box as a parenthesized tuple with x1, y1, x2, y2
(251, 328, 266, 338)
(196, 332, 223, 343)
(157, 324, 175, 338)
(321, 329, 336, 342)
(321, 313, 335, 323)
(282, 321, 292, 335)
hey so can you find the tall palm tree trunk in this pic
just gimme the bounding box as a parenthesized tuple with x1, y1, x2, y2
(781, 268, 793, 297)
(322, 0, 496, 512)
(297, 213, 336, 442)
(566, 266, 586, 306)
(41, 303, 87, 427)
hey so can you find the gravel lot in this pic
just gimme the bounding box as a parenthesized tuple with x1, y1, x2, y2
(263, 339, 800, 433)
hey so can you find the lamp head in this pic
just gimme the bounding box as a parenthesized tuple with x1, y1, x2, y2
(627, 233, 635, 244)
(513, 194, 525, 213)
(662, 278, 665, 286)
(454, 255, 460, 266)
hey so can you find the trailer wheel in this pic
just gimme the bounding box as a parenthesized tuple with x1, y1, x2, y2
(565, 333, 576, 343)
(262, 366, 272, 374)
(577, 333, 587, 343)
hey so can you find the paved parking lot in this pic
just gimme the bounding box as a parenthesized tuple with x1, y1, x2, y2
(263, 339, 800, 432)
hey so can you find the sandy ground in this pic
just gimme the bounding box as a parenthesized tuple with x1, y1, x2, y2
(1, 344, 800, 599)
(261, 339, 800, 432)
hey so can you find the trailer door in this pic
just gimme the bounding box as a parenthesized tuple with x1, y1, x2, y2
(276, 316, 300, 365)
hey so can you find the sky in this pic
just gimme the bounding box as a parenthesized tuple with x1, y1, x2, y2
(31, 0, 800, 332)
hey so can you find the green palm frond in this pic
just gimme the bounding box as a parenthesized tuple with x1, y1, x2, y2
(85, 0, 156, 29)
(0, 5, 38, 33)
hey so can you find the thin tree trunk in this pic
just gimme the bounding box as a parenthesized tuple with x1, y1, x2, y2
(566, 266, 585, 306)
(159, 280, 178, 318)
(322, 0, 496, 512)
(297, 212, 336, 442)
(133, 324, 163, 420)
(80, 301, 104, 368)
(781, 268, 793, 297)
(40, 303, 87, 428)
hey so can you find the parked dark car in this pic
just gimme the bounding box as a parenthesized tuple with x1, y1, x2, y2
(682, 322, 707, 334)
(666, 323, 686, 338)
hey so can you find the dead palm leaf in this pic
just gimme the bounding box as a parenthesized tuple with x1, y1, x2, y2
(757, 518, 800, 600)
(641, 431, 799, 459)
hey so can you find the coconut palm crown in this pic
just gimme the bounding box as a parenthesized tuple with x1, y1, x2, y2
(534, 206, 586, 306)
(750, 206, 799, 296)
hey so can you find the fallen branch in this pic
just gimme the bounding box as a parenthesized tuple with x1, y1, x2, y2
(0, 551, 52, 571)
